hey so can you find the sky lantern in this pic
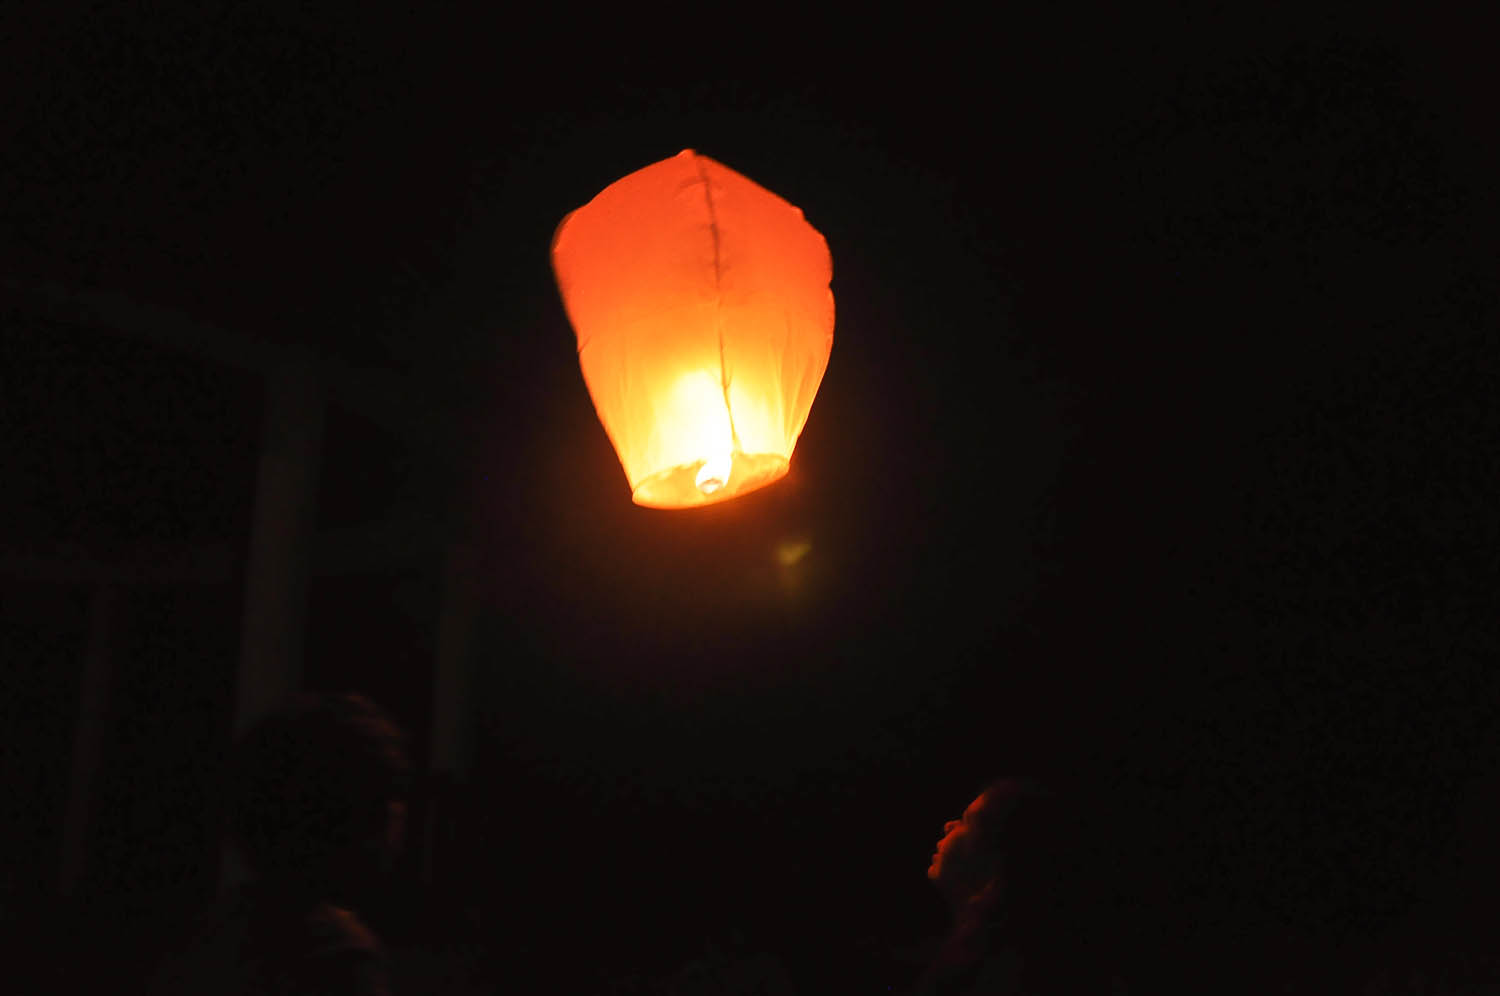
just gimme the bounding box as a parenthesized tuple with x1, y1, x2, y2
(551, 149, 834, 509)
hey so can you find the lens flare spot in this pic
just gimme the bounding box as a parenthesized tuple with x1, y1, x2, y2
(775, 538, 812, 567)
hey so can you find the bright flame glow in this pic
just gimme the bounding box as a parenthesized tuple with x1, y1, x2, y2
(663, 372, 736, 464)
(696, 453, 732, 494)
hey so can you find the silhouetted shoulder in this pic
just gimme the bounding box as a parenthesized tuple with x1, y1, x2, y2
(302, 903, 382, 958)
(252, 901, 389, 996)
(151, 892, 390, 996)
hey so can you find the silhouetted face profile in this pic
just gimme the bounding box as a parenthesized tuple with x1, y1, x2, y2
(921, 780, 1111, 993)
(928, 779, 1077, 911)
(928, 785, 1004, 906)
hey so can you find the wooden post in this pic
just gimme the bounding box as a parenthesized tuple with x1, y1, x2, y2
(233, 348, 324, 734)
(422, 540, 478, 883)
(59, 584, 116, 896)
(221, 350, 323, 892)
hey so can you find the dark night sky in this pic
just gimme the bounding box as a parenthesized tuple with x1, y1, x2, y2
(4, 6, 1499, 992)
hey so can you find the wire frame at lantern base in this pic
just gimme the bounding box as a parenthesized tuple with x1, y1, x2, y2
(631, 452, 789, 509)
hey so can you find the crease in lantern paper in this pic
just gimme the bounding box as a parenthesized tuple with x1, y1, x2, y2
(692, 153, 741, 459)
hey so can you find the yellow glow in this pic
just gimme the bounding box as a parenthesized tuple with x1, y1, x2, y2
(551, 150, 834, 509)
(775, 538, 812, 567)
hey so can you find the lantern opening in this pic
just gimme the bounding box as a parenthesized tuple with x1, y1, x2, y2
(631, 451, 789, 509)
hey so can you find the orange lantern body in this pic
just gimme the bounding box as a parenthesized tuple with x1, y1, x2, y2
(551, 149, 834, 508)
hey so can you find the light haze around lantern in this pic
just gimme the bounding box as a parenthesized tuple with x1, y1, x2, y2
(551, 149, 835, 509)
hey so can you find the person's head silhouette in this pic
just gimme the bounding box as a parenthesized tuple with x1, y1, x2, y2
(922, 778, 1109, 994)
(224, 692, 412, 906)
(153, 694, 412, 995)
(929, 779, 1075, 912)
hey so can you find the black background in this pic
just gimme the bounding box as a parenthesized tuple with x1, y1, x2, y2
(4, 6, 1497, 993)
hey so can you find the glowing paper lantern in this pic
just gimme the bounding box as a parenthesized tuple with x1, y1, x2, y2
(551, 149, 834, 508)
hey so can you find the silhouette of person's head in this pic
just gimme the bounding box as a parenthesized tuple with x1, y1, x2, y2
(224, 692, 412, 905)
(924, 777, 1107, 992)
(929, 779, 1077, 911)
